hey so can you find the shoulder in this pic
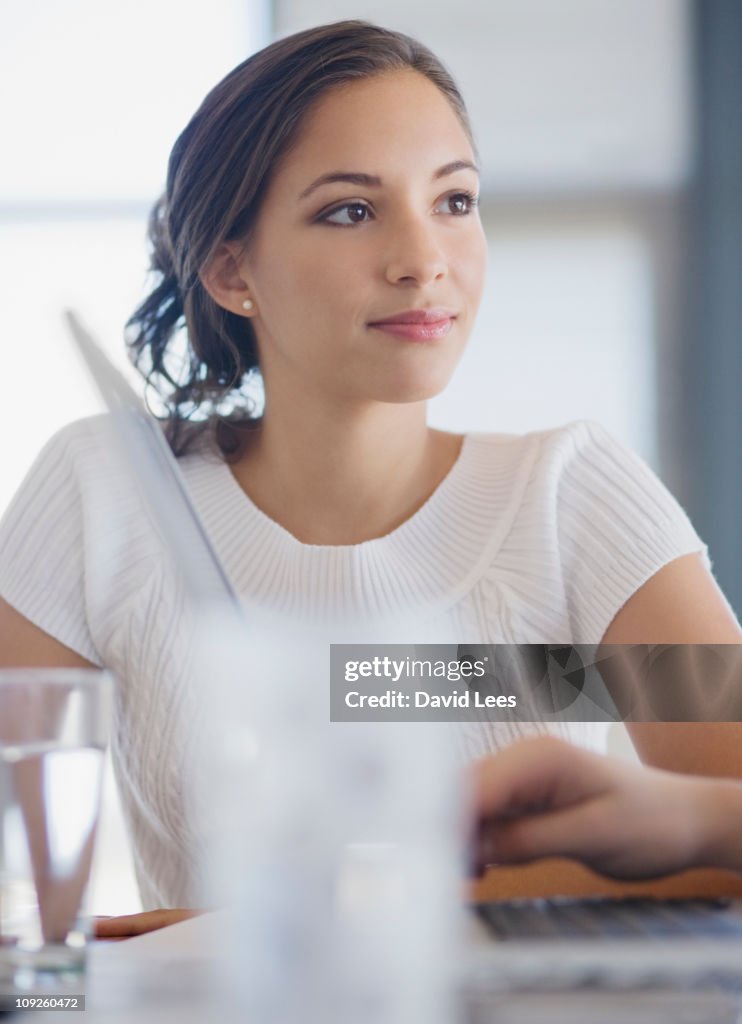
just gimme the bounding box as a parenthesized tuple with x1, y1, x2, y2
(465, 417, 704, 573)
(464, 418, 631, 489)
(29, 413, 125, 479)
(5, 414, 190, 530)
(506, 417, 699, 538)
(33, 413, 207, 477)
(453, 419, 625, 529)
(36, 412, 111, 453)
(2, 416, 114, 513)
(466, 417, 615, 455)
(457, 421, 711, 646)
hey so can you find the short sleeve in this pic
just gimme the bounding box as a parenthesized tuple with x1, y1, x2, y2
(0, 421, 103, 664)
(555, 419, 712, 645)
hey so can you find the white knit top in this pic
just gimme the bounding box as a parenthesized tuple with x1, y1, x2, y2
(0, 415, 710, 908)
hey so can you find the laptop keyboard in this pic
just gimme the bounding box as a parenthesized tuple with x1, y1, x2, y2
(475, 897, 742, 941)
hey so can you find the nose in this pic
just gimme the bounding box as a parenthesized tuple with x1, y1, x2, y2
(383, 217, 448, 287)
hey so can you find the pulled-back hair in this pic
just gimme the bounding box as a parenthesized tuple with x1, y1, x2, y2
(126, 20, 475, 457)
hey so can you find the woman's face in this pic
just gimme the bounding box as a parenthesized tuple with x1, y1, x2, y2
(237, 69, 487, 408)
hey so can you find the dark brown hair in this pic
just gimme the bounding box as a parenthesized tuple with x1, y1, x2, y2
(126, 20, 476, 457)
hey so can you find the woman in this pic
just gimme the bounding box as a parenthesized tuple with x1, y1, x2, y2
(1, 21, 740, 937)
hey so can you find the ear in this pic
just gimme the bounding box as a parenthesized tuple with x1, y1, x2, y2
(199, 242, 256, 317)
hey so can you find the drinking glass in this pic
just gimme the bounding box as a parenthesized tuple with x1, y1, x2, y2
(0, 669, 111, 993)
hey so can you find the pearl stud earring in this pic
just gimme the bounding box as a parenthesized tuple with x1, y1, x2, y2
(242, 298, 254, 312)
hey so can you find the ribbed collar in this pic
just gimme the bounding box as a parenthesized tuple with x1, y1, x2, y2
(182, 433, 537, 620)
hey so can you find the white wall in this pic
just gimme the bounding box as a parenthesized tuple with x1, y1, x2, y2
(275, 0, 693, 192)
(430, 207, 656, 462)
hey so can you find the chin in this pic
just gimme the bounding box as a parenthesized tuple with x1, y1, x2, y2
(374, 368, 458, 404)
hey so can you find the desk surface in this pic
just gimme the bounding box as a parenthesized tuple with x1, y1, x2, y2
(16, 879, 742, 1024)
(17, 918, 742, 1024)
(16, 915, 220, 1024)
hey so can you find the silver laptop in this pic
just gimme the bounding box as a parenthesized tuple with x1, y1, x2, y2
(64, 310, 742, 997)
(64, 309, 239, 611)
(466, 895, 742, 994)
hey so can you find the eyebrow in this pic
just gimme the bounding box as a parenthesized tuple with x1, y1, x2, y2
(297, 159, 480, 201)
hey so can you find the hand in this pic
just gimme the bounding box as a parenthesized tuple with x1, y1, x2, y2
(93, 908, 206, 940)
(470, 736, 742, 880)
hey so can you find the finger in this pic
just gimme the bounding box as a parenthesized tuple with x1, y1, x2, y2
(471, 824, 500, 874)
(93, 910, 181, 937)
(470, 737, 606, 821)
(482, 799, 617, 867)
(94, 915, 147, 938)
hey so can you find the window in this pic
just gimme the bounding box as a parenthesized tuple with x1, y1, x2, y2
(1, 0, 268, 915)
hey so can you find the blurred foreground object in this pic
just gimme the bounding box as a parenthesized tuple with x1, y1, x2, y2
(0, 668, 111, 993)
(193, 612, 467, 1024)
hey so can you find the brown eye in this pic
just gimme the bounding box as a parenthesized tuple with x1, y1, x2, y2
(446, 192, 477, 215)
(322, 202, 372, 226)
(347, 203, 369, 222)
(433, 191, 479, 217)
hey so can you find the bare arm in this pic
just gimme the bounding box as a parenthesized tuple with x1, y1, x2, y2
(0, 596, 100, 937)
(0, 596, 96, 669)
(471, 736, 742, 879)
(0, 598, 209, 936)
(600, 553, 742, 778)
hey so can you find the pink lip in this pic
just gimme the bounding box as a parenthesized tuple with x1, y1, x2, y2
(368, 308, 456, 341)
(370, 319, 454, 341)
(369, 308, 456, 325)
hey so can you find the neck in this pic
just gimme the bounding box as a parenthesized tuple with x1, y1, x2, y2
(229, 401, 462, 545)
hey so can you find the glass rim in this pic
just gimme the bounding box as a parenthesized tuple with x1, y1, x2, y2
(0, 667, 112, 687)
